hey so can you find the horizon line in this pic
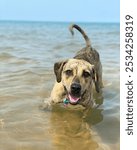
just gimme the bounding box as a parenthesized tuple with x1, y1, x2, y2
(0, 19, 120, 24)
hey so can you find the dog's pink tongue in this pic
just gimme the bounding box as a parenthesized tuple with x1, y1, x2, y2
(68, 94, 80, 103)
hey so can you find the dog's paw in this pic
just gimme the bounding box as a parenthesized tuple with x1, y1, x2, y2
(39, 98, 52, 111)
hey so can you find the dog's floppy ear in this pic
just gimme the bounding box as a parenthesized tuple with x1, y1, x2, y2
(91, 67, 100, 93)
(54, 60, 67, 82)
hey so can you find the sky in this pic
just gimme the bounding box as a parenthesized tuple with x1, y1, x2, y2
(0, 0, 119, 23)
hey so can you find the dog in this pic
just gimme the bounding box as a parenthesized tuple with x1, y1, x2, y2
(44, 24, 103, 109)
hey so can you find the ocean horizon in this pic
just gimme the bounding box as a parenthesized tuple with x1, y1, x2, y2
(0, 19, 120, 24)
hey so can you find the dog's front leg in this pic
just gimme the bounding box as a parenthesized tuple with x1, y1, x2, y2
(43, 82, 65, 110)
(50, 81, 66, 103)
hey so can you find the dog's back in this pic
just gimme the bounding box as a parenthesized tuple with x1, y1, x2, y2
(69, 24, 101, 65)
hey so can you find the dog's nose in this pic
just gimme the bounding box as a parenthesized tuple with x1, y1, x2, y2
(71, 83, 81, 93)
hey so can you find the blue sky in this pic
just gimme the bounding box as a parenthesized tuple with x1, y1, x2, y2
(0, 0, 119, 22)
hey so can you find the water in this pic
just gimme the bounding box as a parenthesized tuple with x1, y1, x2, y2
(0, 21, 120, 150)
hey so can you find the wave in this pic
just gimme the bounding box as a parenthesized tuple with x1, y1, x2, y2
(0, 52, 15, 60)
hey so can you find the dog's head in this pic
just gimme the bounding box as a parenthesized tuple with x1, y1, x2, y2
(54, 59, 99, 104)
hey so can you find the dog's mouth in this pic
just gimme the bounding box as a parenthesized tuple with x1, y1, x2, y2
(68, 93, 81, 104)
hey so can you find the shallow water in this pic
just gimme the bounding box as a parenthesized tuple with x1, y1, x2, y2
(0, 21, 120, 150)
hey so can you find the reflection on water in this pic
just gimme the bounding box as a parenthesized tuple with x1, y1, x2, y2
(49, 105, 102, 150)
(0, 21, 119, 150)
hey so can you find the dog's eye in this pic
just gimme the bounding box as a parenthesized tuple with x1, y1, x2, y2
(65, 70, 73, 76)
(82, 71, 91, 78)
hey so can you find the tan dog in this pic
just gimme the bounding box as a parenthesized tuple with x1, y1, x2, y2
(45, 24, 103, 109)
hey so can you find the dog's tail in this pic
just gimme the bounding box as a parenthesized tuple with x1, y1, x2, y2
(69, 24, 91, 47)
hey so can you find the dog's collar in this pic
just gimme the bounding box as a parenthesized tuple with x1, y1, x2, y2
(63, 98, 70, 106)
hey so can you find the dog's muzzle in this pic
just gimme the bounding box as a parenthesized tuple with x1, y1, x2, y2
(67, 83, 81, 104)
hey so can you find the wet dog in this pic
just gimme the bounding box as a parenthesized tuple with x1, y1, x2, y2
(45, 24, 103, 109)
